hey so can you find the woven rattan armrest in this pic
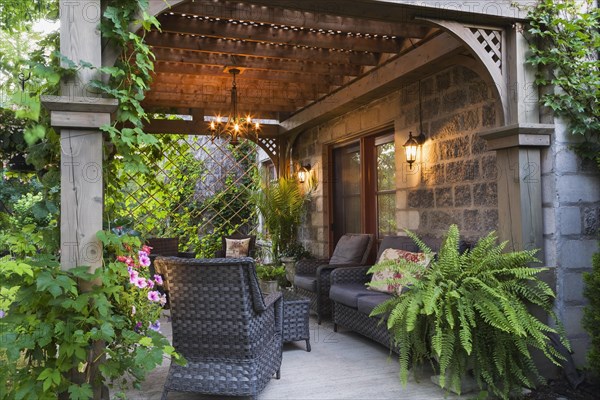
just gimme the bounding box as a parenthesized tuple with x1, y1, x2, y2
(295, 258, 330, 275)
(330, 265, 371, 285)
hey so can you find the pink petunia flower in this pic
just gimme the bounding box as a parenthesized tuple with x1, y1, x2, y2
(138, 251, 151, 267)
(125, 256, 135, 267)
(135, 277, 148, 289)
(129, 270, 139, 284)
(117, 255, 128, 263)
(153, 274, 163, 285)
(147, 279, 155, 289)
(142, 245, 152, 254)
(147, 290, 161, 302)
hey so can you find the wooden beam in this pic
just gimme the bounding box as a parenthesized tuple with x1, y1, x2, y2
(280, 33, 464, 134)
(170, 0, 432, 38)
(142, 105, 282, 120)
(142, 96, 302, 113)
(152, 66, 346, 86)
(143, 118, 279, 137)
(157, 16, 404, 53)
(146, 31, 380, 65)
(151, 48, 363, 75)
(148, 80, 327, 101)
(154, 61, 344, 86)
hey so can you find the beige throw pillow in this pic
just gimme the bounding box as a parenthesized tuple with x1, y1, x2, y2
(369, 248, 432, 295)
(225, 238, 251, 258)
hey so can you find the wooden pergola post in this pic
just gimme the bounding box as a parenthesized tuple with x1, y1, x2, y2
(42, 2, 117, 398)
(42, 0, 117, 273)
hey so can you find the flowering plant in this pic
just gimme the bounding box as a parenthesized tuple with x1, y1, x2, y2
(0, 231, 184, 399)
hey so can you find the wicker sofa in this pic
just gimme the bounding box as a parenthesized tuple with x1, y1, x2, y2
(329, 236, 452, 351)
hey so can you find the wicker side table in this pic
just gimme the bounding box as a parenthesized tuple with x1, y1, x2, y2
(282, 290, 311, 352)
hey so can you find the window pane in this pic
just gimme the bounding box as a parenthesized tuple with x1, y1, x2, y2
(377, 193, 397, 236)
(377, 142, 395, 191)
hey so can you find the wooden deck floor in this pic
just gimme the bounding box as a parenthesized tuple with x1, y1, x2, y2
(125, 314, 466, 400)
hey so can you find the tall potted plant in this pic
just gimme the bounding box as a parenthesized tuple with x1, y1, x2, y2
(255, 176, 311, 279)
(370, 225, 570, 399)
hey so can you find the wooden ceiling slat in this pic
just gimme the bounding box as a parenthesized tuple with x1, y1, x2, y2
(158, 16, 403, 53)
(171, 1, 430, 38)
(152, 48, 363, 75)
(142, 95, 306, 113)
(150, 79, 329, 97)
(152, 66, 346, 86)
(146, 31, 380, 66)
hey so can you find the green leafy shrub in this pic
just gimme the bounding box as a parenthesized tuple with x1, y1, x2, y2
(370, 225, 568, 399)
(583, 249, 600, 378)
(255, 264, 286, 281)
(0, 232, 183, 399)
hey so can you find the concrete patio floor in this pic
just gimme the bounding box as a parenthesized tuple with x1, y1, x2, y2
(124, 313, 466, 400)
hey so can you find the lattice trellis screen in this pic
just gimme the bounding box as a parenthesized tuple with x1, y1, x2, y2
(105, 135, 261, 258)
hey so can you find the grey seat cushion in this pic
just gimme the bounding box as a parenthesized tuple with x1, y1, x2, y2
(357, 293, 393, 315)
(330, 234, 371, 264)
(329, 283, 373, 308)
(294, 274, 317, 292)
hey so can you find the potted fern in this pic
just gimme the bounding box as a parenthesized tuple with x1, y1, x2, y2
(370, 225, 569, 399)
(256, 264, 286, 294)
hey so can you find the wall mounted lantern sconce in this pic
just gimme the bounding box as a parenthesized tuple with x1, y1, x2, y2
(297, 164, 311, 183)
(403, 132, 425, 170)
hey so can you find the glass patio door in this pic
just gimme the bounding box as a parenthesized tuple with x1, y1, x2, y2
(332, 142, 361, 245)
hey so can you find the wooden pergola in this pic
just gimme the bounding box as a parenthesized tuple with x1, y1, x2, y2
(43, 0, 552, 273)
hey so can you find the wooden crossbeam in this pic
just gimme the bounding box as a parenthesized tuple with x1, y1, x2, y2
(143, 118, 280, 137)
(152, 48, 363, 75)
(146, 31, 380, 66)
(152, 66, 345, 86)
(170, 0, 431, 38)
(158, 16, 403, 53)
(142, 95, 304, 113)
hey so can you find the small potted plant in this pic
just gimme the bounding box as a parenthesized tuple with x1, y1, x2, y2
(255, 264, 286, 294)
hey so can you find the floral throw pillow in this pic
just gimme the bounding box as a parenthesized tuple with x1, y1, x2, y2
(225, 238, 251, 258)
(368, 248, 432, 295)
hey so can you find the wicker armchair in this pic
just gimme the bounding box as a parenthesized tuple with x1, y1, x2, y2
(293, 233, 374, 324)
(154, 257, 283, 400)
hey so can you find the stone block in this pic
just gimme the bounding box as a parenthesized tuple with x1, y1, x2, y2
(442, 89, 468, 113)
(557, 175, 600, 203)
(454, 185, 472, 207)
(435, 187, 453, 208)
(422, 97, 441, 120)
(420, 210, 430, 229)
(430, 210, 459, 230)
(558, 207, 581, 235)
(559, 239, 598, 269)
(446, 160, 479, 183)
(544, 237, 557, 266)
(562, 272, 587, 304)
(431, 114, 460, 138)
(569, 336, 591, 368)
(561, 306, 586, 337)
(408, 188, 434, 208)
(481, 155, 497, 180)
(473, 183, 498, 207)
(436, 70, 452, 91)
(468, 81, 490, 104)
(439, 136, 470, 160)
(361, 107, 380, 130)
(540, 146, 554, 175)
(460, 109, 480, 132)
(396, 210, 420, 230)
(471, 134, 488, 155)
(555, 146, 579, 173)
(482, 103, 497, 127)
(543, 207, 556, 236)
(396, 190, 407, 209)
(541, 174, 557, 204)
(463, 209, 480, 229)
(421, 163, 445, 186)
(482, 209, 499, 232)
(583, 206, 599, 236)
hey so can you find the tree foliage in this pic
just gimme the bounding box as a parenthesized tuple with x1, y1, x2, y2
(527, 0, 600, 165)
(370, 225, 569, 399)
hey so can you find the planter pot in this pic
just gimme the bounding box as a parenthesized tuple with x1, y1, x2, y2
(280, 257, 296, 283)
(260, 280, 279, 294)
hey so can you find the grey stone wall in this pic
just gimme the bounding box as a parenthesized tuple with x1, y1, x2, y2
(542, 118, 600, 366)
(293, 65, 501, 256)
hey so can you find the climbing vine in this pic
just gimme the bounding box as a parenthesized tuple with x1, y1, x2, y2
(527, 0, 600, 165)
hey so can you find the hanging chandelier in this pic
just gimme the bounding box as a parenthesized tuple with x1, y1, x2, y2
(208, 68, 260, 146)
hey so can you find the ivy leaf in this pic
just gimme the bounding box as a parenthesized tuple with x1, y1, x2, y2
(36, 271, 62, 298)
(138, 336, 152, 347)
